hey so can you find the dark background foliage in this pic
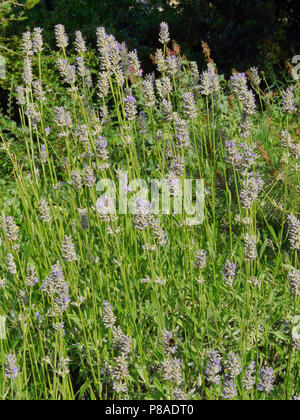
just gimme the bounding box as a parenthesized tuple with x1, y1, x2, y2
(0, 0, 299, 110)
(2, 0, 300, 69)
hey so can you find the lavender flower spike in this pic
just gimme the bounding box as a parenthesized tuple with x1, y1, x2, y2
(205, 350, 222, 385)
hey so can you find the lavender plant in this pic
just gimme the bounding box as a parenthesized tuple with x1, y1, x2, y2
(0, 21, 298, 401)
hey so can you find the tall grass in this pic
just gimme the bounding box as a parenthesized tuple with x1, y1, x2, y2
(0, 23, 299, 400)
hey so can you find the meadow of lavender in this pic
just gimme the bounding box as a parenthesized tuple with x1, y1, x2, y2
(0, 22, 299, 400)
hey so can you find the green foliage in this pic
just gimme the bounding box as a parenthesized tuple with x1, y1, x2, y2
(0, 4, 299, 401)
(25, 0, 41, 9)
(0, 23, 299, 400)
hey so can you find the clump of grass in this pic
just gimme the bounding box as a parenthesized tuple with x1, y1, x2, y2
(0, 22, 299, 400)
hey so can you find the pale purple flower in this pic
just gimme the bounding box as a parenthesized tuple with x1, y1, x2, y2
(257, 366, 275, 394)
(5, 354, 19, 380)
(205, 350, 222, 384)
